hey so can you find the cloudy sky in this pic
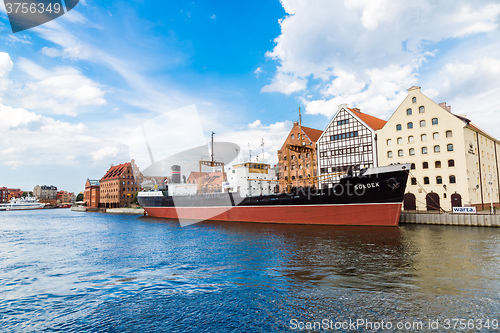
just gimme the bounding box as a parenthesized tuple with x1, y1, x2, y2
(1, 0, 500, 193)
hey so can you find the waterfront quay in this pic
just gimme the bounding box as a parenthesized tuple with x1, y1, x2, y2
(401, 211, 500, 227)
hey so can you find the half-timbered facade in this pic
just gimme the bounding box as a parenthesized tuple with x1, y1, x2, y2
(317, 104, 386, 188)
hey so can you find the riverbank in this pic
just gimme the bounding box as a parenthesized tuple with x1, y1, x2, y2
(71, 206, 144, 215)
(400, 211, 500, 227)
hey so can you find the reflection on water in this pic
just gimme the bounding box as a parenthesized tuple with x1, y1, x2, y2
(1, 209, 500, 332)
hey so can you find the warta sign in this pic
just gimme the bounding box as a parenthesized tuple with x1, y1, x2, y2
(4, 0, 79, 33)
(452, 207, 477, 214)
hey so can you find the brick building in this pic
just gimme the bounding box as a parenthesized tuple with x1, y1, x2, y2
(0, 187, 8, 203)
(277, 122, 323, 191)
(186, 171, 224, 193)
(84, 179, 100, 208)
(99, 161, 144, 208)
(7, 188, 23, 200)
(56, 191, 74, 204)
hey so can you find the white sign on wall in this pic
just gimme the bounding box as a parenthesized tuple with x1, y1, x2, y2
(452, 207, 477, 214)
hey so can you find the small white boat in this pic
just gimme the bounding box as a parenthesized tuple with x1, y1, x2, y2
(0, 197, 46, 211)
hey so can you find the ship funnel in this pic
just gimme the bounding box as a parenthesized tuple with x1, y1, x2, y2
(171, 165, 181, 183)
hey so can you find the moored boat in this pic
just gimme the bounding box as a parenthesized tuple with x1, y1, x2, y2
(138, 163, 410, 226)
(0, 197, 46, 211)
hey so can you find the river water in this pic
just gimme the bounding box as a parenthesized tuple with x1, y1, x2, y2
(1, 209, 499, 332)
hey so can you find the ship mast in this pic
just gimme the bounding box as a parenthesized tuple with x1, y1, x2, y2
(198, 132, 225, 193)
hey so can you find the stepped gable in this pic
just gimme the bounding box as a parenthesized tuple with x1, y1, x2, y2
(101, 163, 131, 181)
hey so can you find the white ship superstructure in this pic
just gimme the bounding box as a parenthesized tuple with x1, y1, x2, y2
(223, 162, 278, 197)
(0, 197, 46, 211)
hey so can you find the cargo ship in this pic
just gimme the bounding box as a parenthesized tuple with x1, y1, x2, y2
(137, 162, 410, 226)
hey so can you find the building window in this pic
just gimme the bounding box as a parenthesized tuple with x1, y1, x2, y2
(396, 124, 402, 131)
(436, 176, 443, 184)
(449, 175, 456, 183)
(446, 130, 452, 138)
(435, 161, 441, 168)
(419, 106, 425, 113)
(422, 147, 428, 154)
(411, 178, 417, 185)
(398, 149, 404, 157)
(291, 134, 294, 140)
(407, 122, 413, 129)
(412, 97, 417, 103)
(421, 134, 427, 141)
(397, 137, 403, 144)
(434, 145, 440, 153)
(306, 153, 310, 158)
(411, 163, 416, 170)
(447, 144, 454, 151)
(407, 108, 412, 115)
(433, 132, 439, 140)
(432, 118, 438, 125)
(423, 162, 429, 169)
(388, 151, 393, 158)
(448, 159, 455, 167)
(424, 177, 430, 185)
(408, 135, 414, 143)
(409, 148, 415, 156)
(420, 120, 426, 127)
(387, 139, 392, 146)
(337, 119, 349, 125)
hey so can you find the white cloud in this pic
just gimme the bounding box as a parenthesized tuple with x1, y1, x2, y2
(0, 52, 13, 93)
(91, 146, 120, 161)
(218, 120, 292, 165)
(261, 70, 307, 95)
(264, 0, 500, 124)
(15, 59, 106, 116)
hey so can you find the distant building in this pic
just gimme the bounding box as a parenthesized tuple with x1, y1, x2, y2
(0, 187, 8, 203)
(99, 161, 144, 208)
(186, 171, 224, 193)
(7, 188, 23, 200)
(33, 185, 57, 200)
(377, 86, 500, 211)
(56, 191, 74, 204)
(277, 122, 322, 191)
(84, 179, 100, 208)
(317, 104, 386, 188)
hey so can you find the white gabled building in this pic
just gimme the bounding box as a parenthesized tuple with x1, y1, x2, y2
(377, 86, 500, 211)
(317, 104, 386, 188)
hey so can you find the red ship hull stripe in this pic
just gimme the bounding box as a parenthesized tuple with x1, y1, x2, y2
(143, 203, 402, 226)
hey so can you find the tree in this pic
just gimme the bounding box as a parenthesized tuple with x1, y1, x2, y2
(76, 192, 83, 202)
(133, 191, 139, 205)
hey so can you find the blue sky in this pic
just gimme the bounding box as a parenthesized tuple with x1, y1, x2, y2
(1, 0, 500, 193)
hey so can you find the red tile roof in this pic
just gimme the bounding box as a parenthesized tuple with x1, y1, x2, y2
(348, 108, 386, 130)
(301, 126, 323, 142)
(101, 163, 131, 181)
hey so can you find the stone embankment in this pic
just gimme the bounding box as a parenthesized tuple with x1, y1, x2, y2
(71, 207, 144, 214)
(400, 212, 500, 227)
